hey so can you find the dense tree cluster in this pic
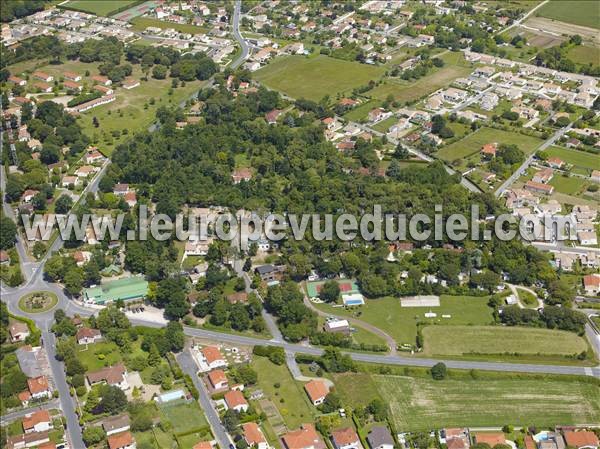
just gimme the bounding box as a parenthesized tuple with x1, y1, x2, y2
(500, 305, 587, 334)
(0, 0, 47, 23)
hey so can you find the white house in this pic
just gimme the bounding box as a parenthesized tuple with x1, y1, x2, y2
(22, 410, 52, 434)
(196, 345, 228, 372)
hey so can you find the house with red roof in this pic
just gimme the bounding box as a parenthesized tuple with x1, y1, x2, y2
(563, 431, 599, 449)
(331, 427, 362, 449)
(243, 422, 268, 449)
(282, 424, 326, 449)
(583, 274, 600, 295)
(224, 390, 249, 412)
(22, 410, 52, 434)
(76, 327, 102, 345)
(197, 345, 227, 372)
(26, 376, 52, 399)
(303, 379, 329, 406)
(107, 431, 136, 449)
(207, 369, 228, 390)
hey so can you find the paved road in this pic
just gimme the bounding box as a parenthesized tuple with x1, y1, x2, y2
(497, 0, 550, 35)
(0, 399, 60, 425)
(495, 122, 573, 197)
(176, 350, 232, 449)
(231, 0, 249, 70)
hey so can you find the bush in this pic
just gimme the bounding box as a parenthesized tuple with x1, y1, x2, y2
(431, 362, 447, 380)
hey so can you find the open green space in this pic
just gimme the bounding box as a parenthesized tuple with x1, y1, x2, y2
(158, 400, 208, 435)
(421, 325, 588, 358)
(436, 127, 544, 163)
(567, 45, 600, 65)
(549, 174, 590, 196)
(254, 55, 386, 102)
(516, 288, 538, 308)
(545, 145, 600, 175)
(77, 341, 123, 371)
(375, 374, 600, 430)
(18, 291, 58, 313)
(63, 0, 140, 16)
(536, 0, 600, 30)
(130, 16, 208, 34)
(314, 295, 494, 347)
(251, 356, 315, 429)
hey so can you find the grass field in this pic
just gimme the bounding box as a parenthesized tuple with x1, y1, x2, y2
(130, 17, 208, 34)
(158, 401, 208, 435)
(375, 374, 600, 429)
(545, 146, 600, 175)
(568, 45, 600, 65)
(252, 356, 315, 429)
(254, 55, 386, 102)
(64, 0, 139, 16)
(421, 325, 588, 357)
(367, 52, 472, 105)
(536, 0, 600, 30)
(436, 127, 544, 163)
(517, 288, 538, 308)
(314, 295, 494, 347)
(549, 174, 590, 196)
(77, 341, 122, 371)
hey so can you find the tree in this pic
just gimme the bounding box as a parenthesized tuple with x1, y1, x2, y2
(55, 194, 73, 214)
(165, 321, 185, 352)
(0, 217, 17, 250)
(64, 267, 84, 296)
(152, 64, 168, 79)
(320, 392, 342, 413)
(147, 343, 161, 366)
(82, 426, 106, 446)
(223, 409, 240, 432)
(319, 280, 340, 303)
(431, 362, 447, 380)
(98, 385, 128, 414)
(320, 348, 355, 373)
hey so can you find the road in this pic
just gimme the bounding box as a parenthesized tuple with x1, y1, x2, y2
(497, 0, 550, 35)
(0, 399, 60, 425)
(231, 0, 250, 70)
(176, 350, 231, 449)
(494, 122, 573, 197)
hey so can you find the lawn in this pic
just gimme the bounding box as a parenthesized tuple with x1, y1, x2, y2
(375, 374, 600, 430)
(332, 372, 384, 408)
(63, 0, 140, 16)
(158, 400, 208, 435)
(545, 146, 600, 175)
(436, 127, 544, 163)
(130, 16, 208, 34)
(251, 356, 315, 429)
(77, 341, 122, 371)
(421, 326, 588, 358)
(254, 55, 386, 102)
(568, 45, 600, 65)
(314, 295, 494, 347)
(536, 0, 600, 30)
(549, 174, 590, 196)
(516, 288, 538, 308)
(368, 52, 472, 104)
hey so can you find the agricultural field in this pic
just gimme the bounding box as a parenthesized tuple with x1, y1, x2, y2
(567, 44, 600, 65)
(436, 127, 544, 164)
(254, 55, 386, 102)
(63, 0, 140, 16)
(314, 295, 494, 347)
(544, 146, 600, 175)
(251, 356, 315, 429)
(130, 17, 208, 34)
(375, 375, 600, 430)
(421, 326, 589, 359)
(535, 0, 600, 30)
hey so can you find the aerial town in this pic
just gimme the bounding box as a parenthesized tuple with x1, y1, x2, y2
(0, 1, 599, 449)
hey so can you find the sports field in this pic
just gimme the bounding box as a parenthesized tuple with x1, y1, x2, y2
(436, 127, 544, 162)
(536, 1, 600, 30)
(314, 295, 494, 346)
(64, 0, 140, 16)
(421, 325, 588, 357)
(545, 146, 600, 175)
(375, 375, 600, 429)
(254, 55, 386, 102)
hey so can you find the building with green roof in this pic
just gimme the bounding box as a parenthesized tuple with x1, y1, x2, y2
(83, 276, 148, 305)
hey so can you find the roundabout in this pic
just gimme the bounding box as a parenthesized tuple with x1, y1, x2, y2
(18, 291, 59, 314)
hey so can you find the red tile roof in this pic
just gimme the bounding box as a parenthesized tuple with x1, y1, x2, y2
(282, 424, 326, 449)
(304, 379, 329, 403)
(332, 427, 360, 446)
(22, 410, 51, 431)
(224, 390, 248, 409)
(27, 376, 50, 395)
(243, 422, 267, 445)
(563, 431, 599, 448)
(201, 346, 224, 364)
(107, 431, 135, 449)
(473, 433, 506, 447)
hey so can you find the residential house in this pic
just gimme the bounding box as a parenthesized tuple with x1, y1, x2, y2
(9, 321, 30, 343)
(282, 424, 326, 449)
(207, 369, 228, 390)
(578, 231, 598, 246)
(480, 92, 499, 111)
(63, 80, 82, 91)
(304, 379, 329, 406)
(27, 376, 52, 399)
(442, 88, 468, 103)
(324, 318, 350, 334)
(9, 75, 27, 86)
(85, 150, 105, 164)
(198, 345, 228, 371)
(6, 431, 50, 449)
(86, 364, 129, 390)
(61, 175, 79, 188)
(124, 191, 137, 208)
(107, 431, 136, 449)
(33, 71, 53, 82)
(232, 167, 253, 184)
(113, 183, 130, 195)
(473, 434, 506, 447)
(122, 78, 140, 89)
(102, 415, 131, 437)
(224, 390, 249, 412)
(524, 181, 554, 195)
(442, 429, 470, 449)
(64, 72, 82, 82)
(583, 274, 600, 295)
(0, 250, 9, 265)
(34, 82, 52, 93)
(474, 66, 495, 78)
(366, 427, 394, 449)
(547, 157, 564, 169)
(22, 410, 52, 434)
(332, 428, 362, 449)
(368, 108, 391, 123)
(93, 84, 114, 95)
(265, 109, 282, 124)
(75, 165, 98, 178)
(76, 327, 102, 345)
(242, 422, 269, 449)
(563, 431, 599, 449)
(255, 264, 285, 282)
(532, 168, 553, 184)
(480, 143, 497, 158)
(566, 138, 581, 148)
(91, 75, 112, 86)
(591, 170, 600, 183)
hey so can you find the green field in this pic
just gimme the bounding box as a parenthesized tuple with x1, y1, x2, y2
(421, 326, 588, 357)
(517, 288, 538, 308)
(77, 341, 122, 371)
(130, 17, 208, 34)
(375, 375, 600, 429)
(314, 295, 494, 347)
(64, 0, 139, 16)
(251, 356, 315, 429)
(158, 401, 208, 435)
(536, 0, 600, 30)
(436, 127, 544, 163)
(545, 146, 600, 175)
(254, 55, 386, 102)
(568, 45, 600, 65)
(549, 174, 590, 195)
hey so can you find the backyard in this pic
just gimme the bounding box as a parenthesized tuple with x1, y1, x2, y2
(77, 341, 122, 371)
(545, 146, 600, 175)
(254, 55, 386, 102)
